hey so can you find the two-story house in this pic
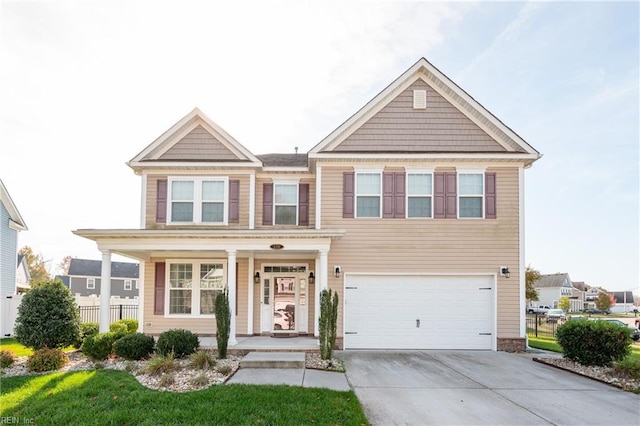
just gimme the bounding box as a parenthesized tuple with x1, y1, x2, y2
(61, 258, 139, 299)
(74, 58, 541, 351)
(0, 179, 28, 297)
(533, 273, 585, 312)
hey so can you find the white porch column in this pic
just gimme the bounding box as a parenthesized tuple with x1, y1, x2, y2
(315, 165, 322, 230)
(99, 250, 112, 333)
(137, 261, 145, 332)
(249, 173, 256, 230)
(314, 250, 329, 337)
(227, 250, 238, 345)
(247, 254, 254, 335)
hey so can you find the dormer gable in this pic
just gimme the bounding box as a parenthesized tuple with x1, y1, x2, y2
(128, 108, 262, 171)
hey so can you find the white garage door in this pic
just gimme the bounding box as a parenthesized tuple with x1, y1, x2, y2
(344, 275, 494, 350)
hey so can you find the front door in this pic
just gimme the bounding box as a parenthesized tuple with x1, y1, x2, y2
(260, 265, 308, 334)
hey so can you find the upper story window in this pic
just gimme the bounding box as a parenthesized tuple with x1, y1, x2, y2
(87, 278, 95, 289)
(458, 173, 484, 218)
(169, 178, 227, 224)
(274, 183, 298, 225)
(356, 172, 381, 218)
(124, 280, 132, 291)
(407, 173, 433, 218)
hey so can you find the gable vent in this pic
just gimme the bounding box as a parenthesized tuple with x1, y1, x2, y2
(413, 90, 427, 109)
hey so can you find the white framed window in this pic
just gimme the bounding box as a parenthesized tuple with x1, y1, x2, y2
(134, 280, 139, 290)
(407, 172, 433, 218)
(166, 261, 225, 316)
(87, 278, 95, 290)
(168, 178, 228, 224)
(124, 280, 132, 291)
(274, 183, 298, 225)
(458, 173, 484, 218)
(355, 172, 382, 218)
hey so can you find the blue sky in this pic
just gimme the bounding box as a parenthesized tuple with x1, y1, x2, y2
(1, 1, 638, 293)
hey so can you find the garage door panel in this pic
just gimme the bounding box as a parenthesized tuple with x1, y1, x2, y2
(345, 275, 494, 350)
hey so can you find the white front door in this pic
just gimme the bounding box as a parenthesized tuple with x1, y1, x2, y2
(259, 265, 309, 334)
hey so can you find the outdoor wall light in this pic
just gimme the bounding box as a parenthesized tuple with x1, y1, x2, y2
(500, 266, 510, 279)
(308, 272, 315, 284)
(334, 266, 341, 278)
(254, 271, 261, 284)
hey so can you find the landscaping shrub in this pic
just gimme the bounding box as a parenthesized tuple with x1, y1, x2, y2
(119, 319, 139, 333)
(319, 289, 339, 360)
(14, 279, 81, 349)
(113, 333, 155, 360)
(74, 322, 99, 349)
(189, 350, 216, 370)
(27, 348, 69, 372)
(109, 322, 129, 334)
(556, 319, 632, 366)
(215, 291, 231, 359)
(156, 329, 199, 358)
(145, 353, 178, 376)
(81, 332, 125, 360)
(0, 350, 15, 368)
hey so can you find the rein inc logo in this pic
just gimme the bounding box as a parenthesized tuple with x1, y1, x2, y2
(0, 418, 34, 424)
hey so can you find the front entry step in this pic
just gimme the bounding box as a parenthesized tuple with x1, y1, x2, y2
(240, 351, 305, 369)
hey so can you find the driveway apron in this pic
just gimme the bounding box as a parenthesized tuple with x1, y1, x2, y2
(341, 350, 640, 426)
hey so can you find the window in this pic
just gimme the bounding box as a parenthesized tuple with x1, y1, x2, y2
(356, 172, 381, 217)
(134, 280, 139, 289)
(87, 278, 95, 290)
(168, 178, 227, 224)
(458, 173, 484, 218)
(274, 183, 298, 225)
(407, 173, 432, 218)
(124, 280, 132, 291)
(167, 261, 225, 316)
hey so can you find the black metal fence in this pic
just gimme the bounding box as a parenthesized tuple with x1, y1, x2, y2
(526, 313, 562, 338)
(78, 305, 138, 324)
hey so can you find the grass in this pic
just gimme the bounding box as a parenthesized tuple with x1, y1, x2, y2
(0, 370, 368, 425)
(528, 336, 563, 353)
(0, 338, 33, 357)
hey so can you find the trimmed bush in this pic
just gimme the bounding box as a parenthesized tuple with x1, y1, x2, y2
(119, 319, 139, 333)
(156, 329, 199, 358)
(27, 348, 69, 372)
(74, 322, 99, 349)
(556, 319, 632, 366)
(0, 350, 15, 368)
(14, 279, 81, 349)
(109, 322, 129, 334)
(113, 333, 155, 360)
(81, 332, 125, 360)
(215, 291, 231, 359)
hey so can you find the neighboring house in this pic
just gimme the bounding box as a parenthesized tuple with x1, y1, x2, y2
(609, 291, 636, 313)
(74, 57, 541, 351)
(60, 258, 139, 299)
(0, 179, 28, 297)
(15, 254, 30, 293)
(533, 273, 584, 312)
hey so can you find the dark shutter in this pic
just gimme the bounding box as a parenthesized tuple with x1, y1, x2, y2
(156, 179, 168, 223)
(154, 262, 165, 315)
(298, 183, 309, 226)
(434, 173, 446, 218)
(382, 173, 395, 218)
(262, 183, 273, 225)
(394, 172, 405, 218)
(343, 172, 354, 218)
(444, 173, 457, 219)
(485, 172, 497, 219)
(228, 180, 240, 224)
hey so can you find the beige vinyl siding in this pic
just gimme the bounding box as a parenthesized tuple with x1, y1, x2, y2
(321, 165, 521, 338)
(143, 258, 250, 336)
(334, 80, 506, 153)
(158, 125, 240, 161)
(255, 176, 316, 229)
(145, 174, 250, 229)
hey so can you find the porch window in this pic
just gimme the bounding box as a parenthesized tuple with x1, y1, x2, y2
(169, 263, 192, 314)
(169, 178, 227, 224)
(167, 261, 225, 316)
(356, 172, 381, 217)
(274, 183, 298, 225)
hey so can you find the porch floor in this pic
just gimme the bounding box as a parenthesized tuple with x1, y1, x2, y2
(200, 335, 319, 351)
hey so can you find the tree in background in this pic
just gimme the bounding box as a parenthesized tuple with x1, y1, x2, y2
(57, 255, 73, 275)
(19, 246, 50, 284)
(558, 296, 571, 312)
(526, 265, 541, 302)
(594, 292, 615, 312)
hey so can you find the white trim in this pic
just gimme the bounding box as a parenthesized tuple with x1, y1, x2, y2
(247, 255, 254, 335)
(273, 181, 299, 226)
(87, 278, 96, 290)
(315, 166, 322, 230)
(354, 171, 382, 218)
(167, 177, 229, 225)
(457, 171, 485, 219)
(0, 179, 28, 230)
(406, 171, 433, 219)
(164, 259, 226, 318)
(310, 152, 539, 163)
(353, 166, 384, 173)
(455, 166, 486, 173)
(128, 161, 262, 171)
(138, 261, 145, 332)
(140, 172, 147, 228)
(519, 166, 526, 340)
(249, 173, 256, 230)
(124, 279, 132, 291)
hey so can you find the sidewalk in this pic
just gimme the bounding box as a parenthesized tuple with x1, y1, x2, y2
(226, 367, 351, 391)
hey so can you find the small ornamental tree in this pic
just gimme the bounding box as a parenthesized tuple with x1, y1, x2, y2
(14, 279, 81, 350)
(525, 265, 541, 302)
(319, 289, 339, 360)
(215, 290, 231, 359)
(595, 292, 614, 312)
(558, 296, 571, 312)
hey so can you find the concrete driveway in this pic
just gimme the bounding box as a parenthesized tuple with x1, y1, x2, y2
(341, 350, 639, 425)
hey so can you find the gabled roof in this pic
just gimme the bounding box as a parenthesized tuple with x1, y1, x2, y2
(534, 273, 573, 288)
(309, 57, 540, 164)
(68, 258, 139, 278)
(257, 153, 308, 168)
(571, 281, 587, 292)
(611, 291, 634, 304)
(0, 179, 27, 231)
(128, 108, 262, 171)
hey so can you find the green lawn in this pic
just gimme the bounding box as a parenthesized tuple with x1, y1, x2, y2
(0, 370, 368, 425)
(529, 336, 640, 361)
(0, 338, 33, 357)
